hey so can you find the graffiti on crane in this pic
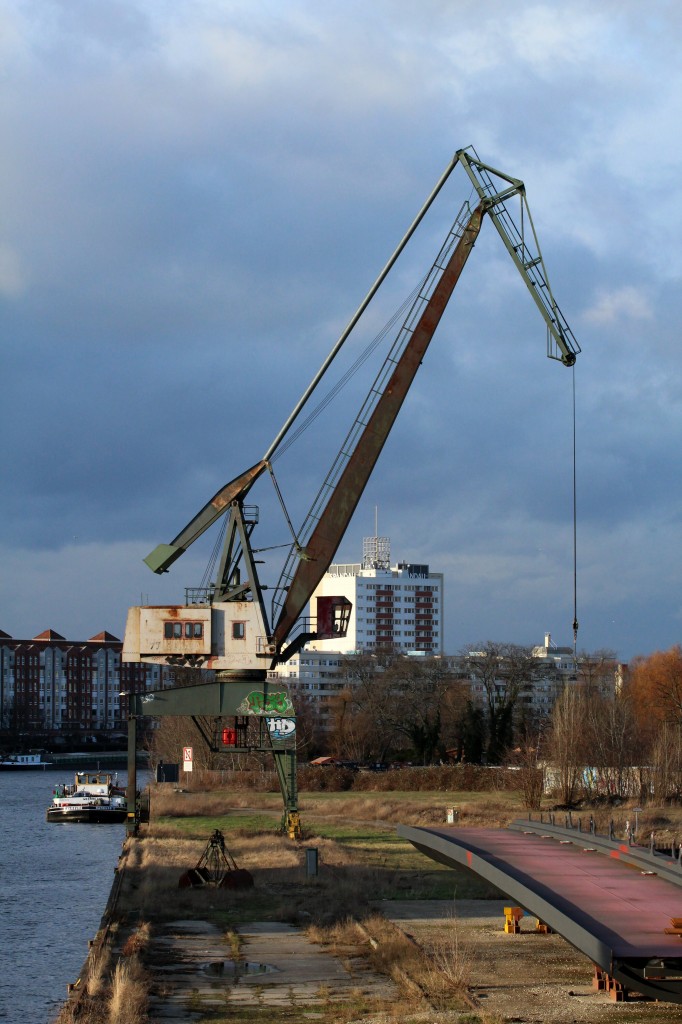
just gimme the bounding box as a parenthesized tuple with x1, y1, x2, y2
(236, 690, 294, 717)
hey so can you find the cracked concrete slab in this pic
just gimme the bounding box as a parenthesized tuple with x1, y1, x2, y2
(146, 918, 397, 1020)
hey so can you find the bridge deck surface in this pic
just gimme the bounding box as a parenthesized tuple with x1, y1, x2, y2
(408, 826, 682, 960)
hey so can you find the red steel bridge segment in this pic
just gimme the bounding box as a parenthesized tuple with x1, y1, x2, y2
(397, 822, 682, 1002)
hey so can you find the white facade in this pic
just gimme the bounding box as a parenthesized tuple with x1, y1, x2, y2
(308, 537, 444, 656)
(269, 649, 347, 731)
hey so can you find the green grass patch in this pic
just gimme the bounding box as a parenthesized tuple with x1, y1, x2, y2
(301, 816, 497, 900)
(155, 812, 280, 837)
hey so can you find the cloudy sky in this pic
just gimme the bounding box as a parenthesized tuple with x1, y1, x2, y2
(2, 0, 681, 662)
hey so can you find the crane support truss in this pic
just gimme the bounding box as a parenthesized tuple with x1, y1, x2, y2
(398, 822, 682, 1003)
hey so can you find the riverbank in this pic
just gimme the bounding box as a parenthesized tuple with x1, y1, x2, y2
(53, 786, 682, 1024)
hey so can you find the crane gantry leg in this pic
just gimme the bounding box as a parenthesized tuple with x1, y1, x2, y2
(126, 679, 301, 839)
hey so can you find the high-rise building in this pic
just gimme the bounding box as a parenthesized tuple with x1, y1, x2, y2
(308, 536, 444, 655)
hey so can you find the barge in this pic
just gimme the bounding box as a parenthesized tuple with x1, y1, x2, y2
(47, 771, 127, 823)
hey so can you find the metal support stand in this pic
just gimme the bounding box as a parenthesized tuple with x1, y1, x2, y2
(126, 715, 138, 836)
(593, 966, 628, 1002)
(504, 906, 524, 933)
(127, 680, 302, 839)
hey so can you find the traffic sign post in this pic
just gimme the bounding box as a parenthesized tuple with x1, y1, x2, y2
(183, 745, 193, 772)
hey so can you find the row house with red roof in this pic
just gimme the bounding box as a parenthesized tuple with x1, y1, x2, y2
(0, 628, 169, 734)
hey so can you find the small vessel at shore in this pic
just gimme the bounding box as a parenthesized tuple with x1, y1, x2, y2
(0, 752, 54, 770)
(46, 772, 128, 823)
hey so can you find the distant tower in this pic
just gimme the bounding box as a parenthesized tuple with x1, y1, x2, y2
(363, 535, 391, 570)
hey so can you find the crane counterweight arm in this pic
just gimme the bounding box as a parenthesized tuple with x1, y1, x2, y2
(144, 459, 268, 574)
(271, 203, 485, 647)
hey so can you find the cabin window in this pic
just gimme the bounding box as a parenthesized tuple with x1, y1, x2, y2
(165, 620, 204, 640)
(232, 621, 245, 640)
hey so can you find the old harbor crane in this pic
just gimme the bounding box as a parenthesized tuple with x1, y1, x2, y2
(123, 147, 580, 836)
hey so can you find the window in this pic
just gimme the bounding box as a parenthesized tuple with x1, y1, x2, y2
(164, 620, 204, 639)
(232, 622, 245, 640)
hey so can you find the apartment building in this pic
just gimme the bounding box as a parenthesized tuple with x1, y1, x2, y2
(308, 536, 444, 655)
(0, 627, 167, 734)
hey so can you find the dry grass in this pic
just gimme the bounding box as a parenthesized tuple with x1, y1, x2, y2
(299, 791, 522, 830)
(108, 957, 148, 1024)
(151, 786, 282, 819)
(114, 786, 507, 932)
(149, 788, 452, 830)
(115, 828, 395, 929)
(304, 910, 472, 1014)
(63, 785, 681, 1024)
(120, 920, 151, 958)
(54, 918, 152, 1024)
(422, 912, 474, 1008)
(84, 944, 113, 999)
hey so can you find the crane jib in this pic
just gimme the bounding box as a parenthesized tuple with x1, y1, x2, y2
(271, 204, 485, 647)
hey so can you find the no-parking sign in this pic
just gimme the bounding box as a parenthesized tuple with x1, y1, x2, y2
(183, 745, 193, 772)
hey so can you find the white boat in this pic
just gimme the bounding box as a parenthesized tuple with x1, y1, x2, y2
(0, 752, 54, 770)
(46, 771, 128, 823)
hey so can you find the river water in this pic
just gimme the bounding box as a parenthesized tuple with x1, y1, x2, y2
(0, 768, 132, 1024)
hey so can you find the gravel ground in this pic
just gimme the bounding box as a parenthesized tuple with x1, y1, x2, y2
(379, 899, 682, 1024)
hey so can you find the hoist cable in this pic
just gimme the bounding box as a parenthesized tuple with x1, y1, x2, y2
(200, 515, 227, 590)
(572, 365, 579, 657)
(271, 279, 425, 463)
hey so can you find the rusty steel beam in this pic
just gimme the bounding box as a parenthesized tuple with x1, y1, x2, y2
(272, 204, 484, 646)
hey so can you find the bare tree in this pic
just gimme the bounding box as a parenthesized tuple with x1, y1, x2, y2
(577, 648, 618, 698)
(547, 685, 587, 806)
(460, 642, 541, 764)
(339, 653, 399, 762)
(326, 653, 461, 764)
(381, 657, 453, 765)
(651, 722, 682, 803)
(326, 686, 376, 761)
(583, 690, 639, 800)
(508, 731, 545, 809)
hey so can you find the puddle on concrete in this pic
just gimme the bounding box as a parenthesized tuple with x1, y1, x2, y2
(201, 960, 278, 977)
